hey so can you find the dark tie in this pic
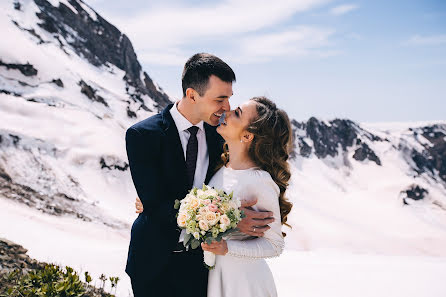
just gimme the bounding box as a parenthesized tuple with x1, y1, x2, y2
(185, 126, 199, 188)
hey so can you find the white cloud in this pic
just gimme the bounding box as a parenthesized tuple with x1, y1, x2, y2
(137, 49, 188, 66)
(97, 0, 338, 66)
(330, 4, 358, 15)
(109, 0, 328, 48)
(235, 26, 336, 63)
(406, 34, 446, 46)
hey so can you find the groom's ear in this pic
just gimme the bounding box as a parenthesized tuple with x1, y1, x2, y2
(186, 88, 197, 103)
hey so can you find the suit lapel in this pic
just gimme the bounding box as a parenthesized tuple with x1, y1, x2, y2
(161, 105, 223, 187)
(204, 123, 223, 184)
(161, 105, 188, 188)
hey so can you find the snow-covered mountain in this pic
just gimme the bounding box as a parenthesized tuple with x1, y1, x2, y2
(1, 0, 171, 228)
(291, 118, 446, 208)
(1, 1, 445, 296)
(287, 118, 446, 255)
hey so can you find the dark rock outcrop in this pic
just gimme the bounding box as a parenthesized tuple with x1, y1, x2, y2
(297, 138, 312, 158)
(12, 20, 46, 44)
(0, 89, 22, 97)
(409, 124, 446, 183)
(0, 60, 38, 76)
(79, 80, 108, 107)
(306, 118, 358, 158)
(0, 238, 42, 272)
(401, 184, 429, 205)
(353, 142, 382, 165)
(126, 106, 137, 118)
(291, 117, 382, 165)
(100, 157, 129, 171)
(14, 1, 21, 11)
(51, 78, 64, 87)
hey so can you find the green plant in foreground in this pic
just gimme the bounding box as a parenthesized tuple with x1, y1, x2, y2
(109, 276, 120, 294)
(0, 264, 85, 297)
(99, 273, 107, 291)
(84, 271, 92, 285)
(0, 264, 117, 297)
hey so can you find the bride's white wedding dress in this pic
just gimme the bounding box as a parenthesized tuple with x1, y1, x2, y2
(207, 166, 284, 297)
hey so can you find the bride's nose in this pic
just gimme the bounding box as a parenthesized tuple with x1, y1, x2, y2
(218, 112, 226, 125)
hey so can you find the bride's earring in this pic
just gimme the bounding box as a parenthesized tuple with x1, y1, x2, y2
(240, 139, 243, 143)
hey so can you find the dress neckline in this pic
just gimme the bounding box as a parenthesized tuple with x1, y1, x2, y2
(224, 165, 260, 172)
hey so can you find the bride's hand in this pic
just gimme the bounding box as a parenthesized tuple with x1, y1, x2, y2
(135, 197, 143, 213)
(201, 240, 228, 255)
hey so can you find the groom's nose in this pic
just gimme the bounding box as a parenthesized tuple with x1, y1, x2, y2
(222, 98, 230, 111)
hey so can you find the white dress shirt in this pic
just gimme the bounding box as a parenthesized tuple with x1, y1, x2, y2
(170, 102, 209, 188)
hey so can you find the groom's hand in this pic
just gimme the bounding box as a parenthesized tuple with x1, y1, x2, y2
(238, 198, 274, 237)
(135, 197, 143, 213)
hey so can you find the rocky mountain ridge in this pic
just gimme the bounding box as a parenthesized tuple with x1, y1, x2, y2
(0, 0, 445, 229)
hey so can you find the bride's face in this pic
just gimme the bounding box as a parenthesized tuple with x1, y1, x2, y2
(217, 100, 258, 143)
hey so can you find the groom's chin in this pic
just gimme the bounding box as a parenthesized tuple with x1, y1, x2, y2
(208, 117, 220, 126)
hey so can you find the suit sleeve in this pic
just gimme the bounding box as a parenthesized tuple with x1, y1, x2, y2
(126, 127, 175, 227)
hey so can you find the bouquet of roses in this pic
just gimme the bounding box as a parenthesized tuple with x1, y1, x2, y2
(174, 184, 244, 269)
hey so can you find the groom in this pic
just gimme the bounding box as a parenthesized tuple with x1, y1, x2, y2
(125, 53, 275, 297)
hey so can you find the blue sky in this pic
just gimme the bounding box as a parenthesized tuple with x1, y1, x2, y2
(86, 0, 446, 122)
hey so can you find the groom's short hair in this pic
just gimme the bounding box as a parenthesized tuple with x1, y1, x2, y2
(182, 53, 236, 97)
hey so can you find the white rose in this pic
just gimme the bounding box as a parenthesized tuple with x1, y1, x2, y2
(206, 188, 218, 197)
(220, 203, 230, 213)
(199, 220, 209, 231)
(220, 214, 231, 227)
(229, 200, 238, 209)
(198, 206, 207, 214)
(186, 212, 194, 220)
(185, 194, 195, 201)
(205, 212, 218, 226)
(193, 232, 200, 240)
(188, 197, 200, 209)
(179, 202, 187, 211)
(177, 212, 187, 227)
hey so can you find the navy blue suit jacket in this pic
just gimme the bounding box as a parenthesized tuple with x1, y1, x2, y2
(125, 104, 224, 280)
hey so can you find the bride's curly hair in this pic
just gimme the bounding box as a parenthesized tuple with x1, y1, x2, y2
(221, 96, 293, 236)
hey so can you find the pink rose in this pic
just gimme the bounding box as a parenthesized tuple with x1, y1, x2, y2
(208, 204, 218, 212)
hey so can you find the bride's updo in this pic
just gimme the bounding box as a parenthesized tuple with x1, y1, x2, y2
(245, 97, 293, 236)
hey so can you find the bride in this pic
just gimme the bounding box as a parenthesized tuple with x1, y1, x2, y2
(136, 96, 293, 296)
(201, 96, 293, 297)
